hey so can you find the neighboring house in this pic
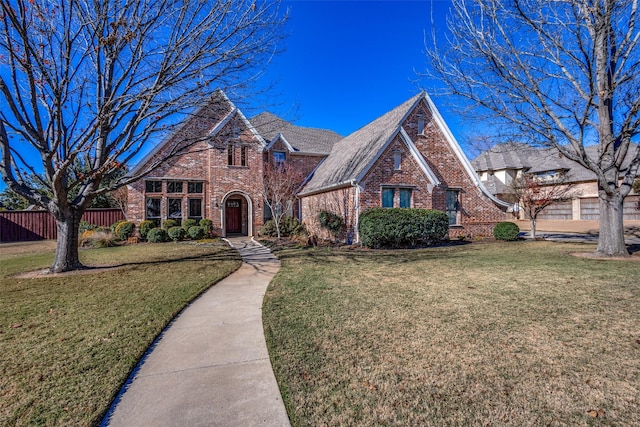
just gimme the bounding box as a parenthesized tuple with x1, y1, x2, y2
(127, 91, 511, 240)
(297, 92, 510, 241)
(472, 142, 640, 221)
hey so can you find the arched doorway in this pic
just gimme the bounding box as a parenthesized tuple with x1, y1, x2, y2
(221, 191, 254, 237)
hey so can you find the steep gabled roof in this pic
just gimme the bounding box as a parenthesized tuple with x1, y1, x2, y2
(249, 112, 342, 155)
(299, 93, 424, 194)
(129, 90, 255, 177)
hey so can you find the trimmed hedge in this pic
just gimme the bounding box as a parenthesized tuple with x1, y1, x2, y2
(167, 226, 186, 241)
(139, 220, 156, 240)
(114, 221, 135, 240)
(187, 225, 206, 240)
(162, 219, 179, 230)
(359, 208, 449, 248)
(147, 228, 167, 243)
(183, 219, 198, 229)
(493, 222, 520, 241)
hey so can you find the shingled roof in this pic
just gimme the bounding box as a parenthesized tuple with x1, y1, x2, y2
(472, 143, 639, 186)
(249, 112, 342, 155)
(299, 93, 424, 195)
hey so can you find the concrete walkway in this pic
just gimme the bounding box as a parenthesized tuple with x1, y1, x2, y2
(102, 238, 290, 427)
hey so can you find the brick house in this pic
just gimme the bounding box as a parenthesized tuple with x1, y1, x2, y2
(127, 91, 341, 237)
(472, 142, 640, 221)
(297, 92, 510, 242)
(127, 91, 509, 240)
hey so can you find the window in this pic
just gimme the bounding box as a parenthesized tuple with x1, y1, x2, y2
(382, 188, 395, 208)
(273, 151, 286, 167)
(227, 144, 234, 165)
(188, 182, 203, 193)
(399, 188, 412, 208)
(168, 198, 182, 220)
(145, 180, 162, 193)
(241, 146, 247, 166)
(188, 198, 202, 220)
(417, 116, 425, 135)
(146, 198, 161, 227)
(446, 190, 460, 225)
(167, 181, 183, 193)
(393, 151, 402, 170)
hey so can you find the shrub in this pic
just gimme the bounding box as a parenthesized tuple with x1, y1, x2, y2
(114, 221, 135, 240)
(183, 218, 198, 229)
(110, 219, 127, 232)
(187, 225, 206, 240)
(80, 230, 118, 249)
(318, 211, 344, 238)
(162, 219, 179, 230)
(167, 226, 186, 241)
(199, 219, 216, 237)
(260, 216, 306, 238)
(95, 226, 111, 233)
(139, 220, 156, 240)
(359, 208, 449, 248)
(493, 221, 520, 241)
(147, 228, 168, 243)
(79, 221, 97, 234)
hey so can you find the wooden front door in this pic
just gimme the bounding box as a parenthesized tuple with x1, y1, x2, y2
(225, 199, 242, 234)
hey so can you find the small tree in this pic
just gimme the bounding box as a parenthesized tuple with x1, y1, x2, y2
(511, 173, 577, 239)
(261, 162, 303, 239)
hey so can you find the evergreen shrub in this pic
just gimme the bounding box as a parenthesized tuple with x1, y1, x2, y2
(359, 208, 449, 248)
(168, 226, 186, 241)
(114, 221, 135, 240)
(147, 228, 168, 243)
(139, 220, 156, 240)
(188, 226, 206, 240)
(162, 219, 179, 230)
(493, 222, 520, 241)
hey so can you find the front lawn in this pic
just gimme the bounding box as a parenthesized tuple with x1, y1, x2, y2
(0, 241, 241, 426)
(263, 241, 640, 426)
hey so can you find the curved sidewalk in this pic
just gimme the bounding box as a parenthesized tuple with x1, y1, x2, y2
(103, 238, 290, 427)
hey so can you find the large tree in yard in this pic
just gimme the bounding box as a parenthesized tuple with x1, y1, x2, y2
(426, 0, 639, 256)
(0, 0, 287, 272)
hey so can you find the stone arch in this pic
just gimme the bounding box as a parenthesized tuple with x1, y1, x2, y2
(220, 190, 254, 237)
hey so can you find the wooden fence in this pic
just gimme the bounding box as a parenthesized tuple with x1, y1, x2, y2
(0, 209, 125, 242)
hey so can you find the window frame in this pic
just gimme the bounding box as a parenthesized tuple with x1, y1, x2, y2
(168, 198, 183, 220)
(399, 188, 412, 208)
(382, 188, 395, 208)
(145, 197, 162, 227)
(188, 198, 203, 221)
(273, 151, 286, 167)
(187, 182, 203, 194)
(445, 189, 461, 226)
(145, 180, 162, 193)
(240, 146, 247, 166)
(166, 181, 183, 193)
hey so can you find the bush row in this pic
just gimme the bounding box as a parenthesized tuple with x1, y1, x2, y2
(79, 218, 217, 246)
(259, 216, 307, 238)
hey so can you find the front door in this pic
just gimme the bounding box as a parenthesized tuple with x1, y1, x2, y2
(225, 199, 241, 234)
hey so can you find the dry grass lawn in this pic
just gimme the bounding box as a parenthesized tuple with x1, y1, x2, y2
(263, 241, 640, 426)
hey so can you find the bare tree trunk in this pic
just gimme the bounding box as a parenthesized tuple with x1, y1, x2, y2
(597, 192, 628, 256)
(51, 210, 84, 273)
(530, 217, 537, 240)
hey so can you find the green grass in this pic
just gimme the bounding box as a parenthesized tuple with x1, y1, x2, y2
(0, 240, 241, 426)
(263, 241, 640, 426)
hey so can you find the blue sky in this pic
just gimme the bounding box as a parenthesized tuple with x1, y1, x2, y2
(250, 0, 458, 137)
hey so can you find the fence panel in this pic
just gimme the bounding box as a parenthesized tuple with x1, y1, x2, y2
(0, 209, 125, 242)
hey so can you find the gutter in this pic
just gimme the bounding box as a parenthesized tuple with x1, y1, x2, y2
(297, 180, 356, 198)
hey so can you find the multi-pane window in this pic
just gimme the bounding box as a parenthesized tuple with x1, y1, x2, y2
(145, 180, 162, 193)
(446, 190, 460, 225)
(188, 198, 202, 220)
(227, 144, 234, 165)
(273, 151, 286, 167)
(393, 151, 402, 170)
(168, 198, 182, 220)
(167, 181, 183, 193)
(417, 116, 425, 135)
(146, 198, 161, 226)
(188, 182, 203, 193)
(382, 187, 412, 208)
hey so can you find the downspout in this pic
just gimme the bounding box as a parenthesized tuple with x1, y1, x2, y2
(351, 180, 360, 244)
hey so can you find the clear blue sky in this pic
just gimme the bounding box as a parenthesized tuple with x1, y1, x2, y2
(250, 0, 459, 137)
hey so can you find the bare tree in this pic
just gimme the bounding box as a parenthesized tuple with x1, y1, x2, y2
(511, 173, 577, 239)
(261, 161, 302, 239)
(426, 0, 640, 256)
(0, 0, 287, 272)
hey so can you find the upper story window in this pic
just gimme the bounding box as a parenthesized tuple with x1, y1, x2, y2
(166, 181, 183, 193)
(145, 180, 162, 193)
(227, 144, 234, 165)
(273, 151, 286, 167)
(188, 182, 203, 193)
(232, 126, 241, 139)
(241, 146, 247, 166)
(417, 115, 425, 135)
(382, 187, 413, 208)
(393, 151, 402, 170)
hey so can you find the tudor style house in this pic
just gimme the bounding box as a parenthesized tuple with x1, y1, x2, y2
(127, 91, 510, 240)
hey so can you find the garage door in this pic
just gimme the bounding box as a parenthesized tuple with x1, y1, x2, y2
(537, 201, 573, 220)
(580, 196, 640, 220)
